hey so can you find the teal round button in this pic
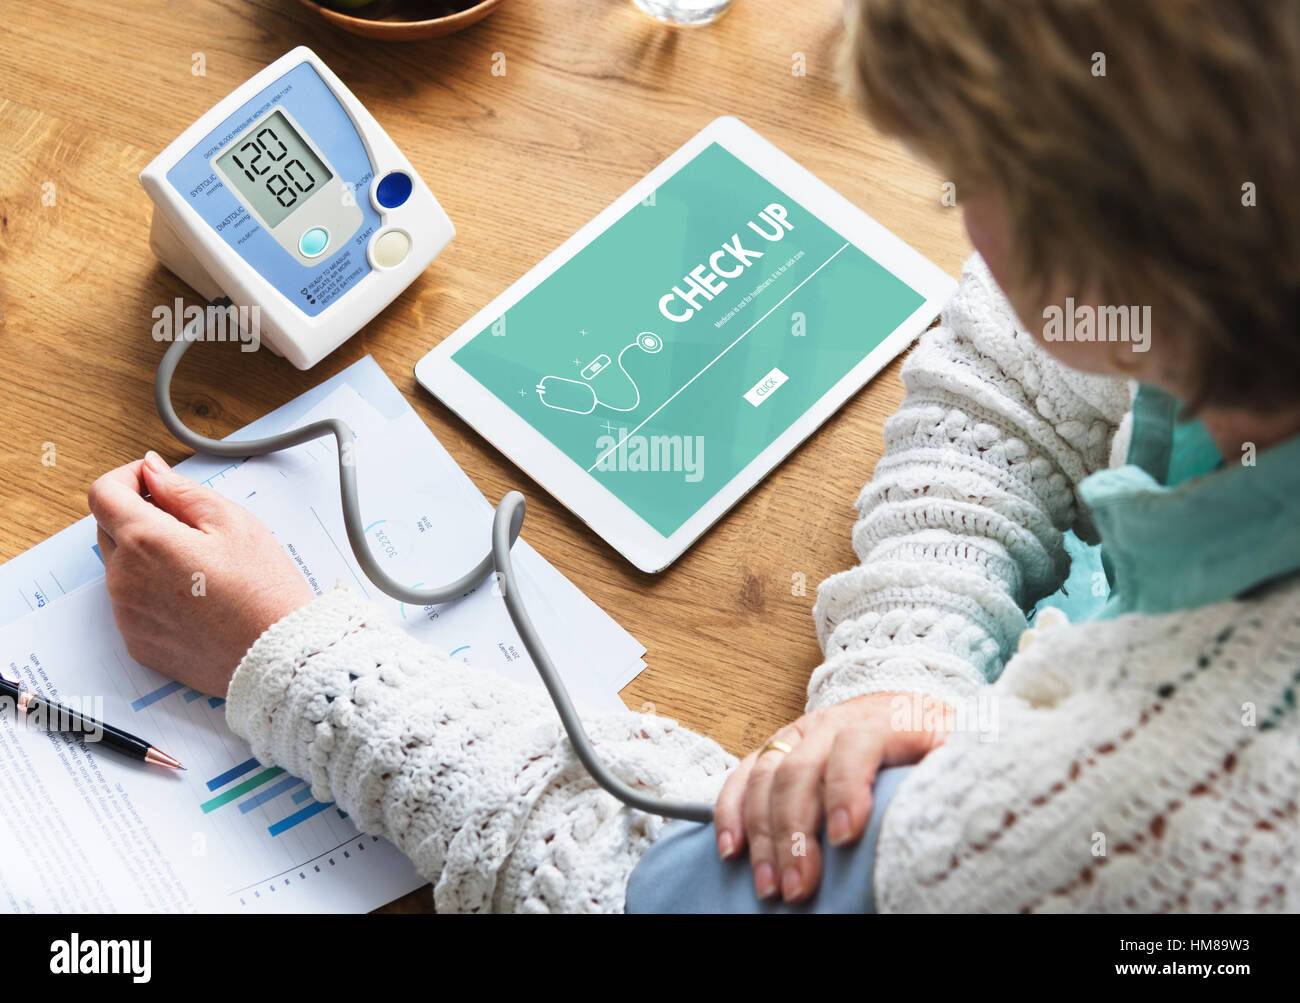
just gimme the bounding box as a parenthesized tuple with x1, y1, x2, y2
(299, 226, 329, 258)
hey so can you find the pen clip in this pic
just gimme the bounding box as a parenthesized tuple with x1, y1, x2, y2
(0, 674, 33, 717)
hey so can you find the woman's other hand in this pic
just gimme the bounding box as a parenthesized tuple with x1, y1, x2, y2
(89, 451, 314, 697)
(714, 691, 952, 904)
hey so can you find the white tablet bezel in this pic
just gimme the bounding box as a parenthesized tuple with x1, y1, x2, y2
(415, 115, 956, 573)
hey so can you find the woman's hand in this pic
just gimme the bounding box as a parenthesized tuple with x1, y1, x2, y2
(714, 691, 952, 904)
(89, 451, 315, 697)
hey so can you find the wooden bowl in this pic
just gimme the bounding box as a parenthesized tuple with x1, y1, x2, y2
(298, 0, 508, 41)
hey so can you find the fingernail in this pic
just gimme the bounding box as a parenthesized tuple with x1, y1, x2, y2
(781, 867, 803, 902)
(717, 830, 735, 859)
(144, 450, 169, 473)
(828, 808, 852, 846)
(754, 861, 777, 899)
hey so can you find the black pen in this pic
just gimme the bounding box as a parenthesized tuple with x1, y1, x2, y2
(0, 674, 185, 770)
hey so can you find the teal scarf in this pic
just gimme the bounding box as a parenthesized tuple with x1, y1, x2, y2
(1034, 384, 1300, 622)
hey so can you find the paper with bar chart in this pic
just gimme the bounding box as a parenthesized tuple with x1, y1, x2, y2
(0, 360, 647, 912)
(0, 581, 421, 913)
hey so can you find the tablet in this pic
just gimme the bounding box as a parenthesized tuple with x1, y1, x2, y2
(415, 116, 956, 572)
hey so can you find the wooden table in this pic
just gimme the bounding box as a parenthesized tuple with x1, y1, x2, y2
(0, 0, 969, 911)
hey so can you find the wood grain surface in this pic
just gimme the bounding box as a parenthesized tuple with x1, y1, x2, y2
(0, 0, 970, 911)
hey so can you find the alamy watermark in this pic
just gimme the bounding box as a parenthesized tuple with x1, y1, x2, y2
(151, 298, 261, 352)
(889, 691, 1001, 743)
(0, 692, 104, 743)
(1042, 297, 1151, 354)
(593, 430, 705, 482)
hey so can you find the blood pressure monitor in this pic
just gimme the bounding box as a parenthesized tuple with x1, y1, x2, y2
(140, 47, 454, 369)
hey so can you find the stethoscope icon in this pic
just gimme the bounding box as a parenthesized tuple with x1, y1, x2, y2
(536, 331, 663, 415)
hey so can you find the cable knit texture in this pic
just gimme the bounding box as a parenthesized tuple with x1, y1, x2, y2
(808, 254, 1131, 711)
(225, 588, 733, 913)
(873, 579, 1300, 912)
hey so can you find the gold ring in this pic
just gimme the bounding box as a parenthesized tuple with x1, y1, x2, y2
(759, 738, 793, 758)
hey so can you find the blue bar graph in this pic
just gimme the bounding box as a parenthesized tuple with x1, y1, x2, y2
(206, 757, 260, 792)
(184, 689, 204, 703)
(131, 680, 184, 711)
(238, 776, 303, 814)
(269, 800, 333, 836)
(208, 697, 225, 709)
(291, 787, 314, 805)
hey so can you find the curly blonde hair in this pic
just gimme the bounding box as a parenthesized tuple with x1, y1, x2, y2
(846, 0, 1300, 409)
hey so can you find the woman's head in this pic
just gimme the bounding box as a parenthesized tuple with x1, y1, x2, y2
(845, 0, 1300, 411)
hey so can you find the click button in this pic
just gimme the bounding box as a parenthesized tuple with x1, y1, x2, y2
(744, 367, 789, 407)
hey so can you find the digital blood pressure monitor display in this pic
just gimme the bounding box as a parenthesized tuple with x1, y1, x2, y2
(214, 110, 333, 229)
(141, 47, 454, 370)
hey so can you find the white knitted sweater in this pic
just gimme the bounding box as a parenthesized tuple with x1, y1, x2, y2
(226, 255, 1300, 912)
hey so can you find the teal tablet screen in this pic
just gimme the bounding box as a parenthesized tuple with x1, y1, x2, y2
(452, 142, 925, 536)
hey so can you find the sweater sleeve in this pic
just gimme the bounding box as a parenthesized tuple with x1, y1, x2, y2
(807, 254, 1132, 711)
(224, 587, 735, 913)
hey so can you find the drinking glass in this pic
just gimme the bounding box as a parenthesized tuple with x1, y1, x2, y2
(633, 0, 736, 27)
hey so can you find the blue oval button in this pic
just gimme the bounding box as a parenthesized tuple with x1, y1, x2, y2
(299, 227, 329, 258)
(375, 171, 413, 209)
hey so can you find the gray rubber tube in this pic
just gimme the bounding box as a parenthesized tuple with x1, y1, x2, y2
(154, 306, 713, 824)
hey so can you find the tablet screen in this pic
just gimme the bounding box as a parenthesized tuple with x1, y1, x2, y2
(451, 141, 926, 537)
